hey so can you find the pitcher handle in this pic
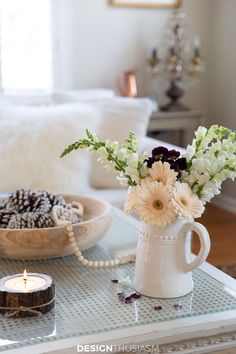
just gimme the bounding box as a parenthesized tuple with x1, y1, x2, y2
(180, 221, 211, 272)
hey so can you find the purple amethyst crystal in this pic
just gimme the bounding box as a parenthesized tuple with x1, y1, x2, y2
(111, 279, 119, 283)
(154, 304, 162, 311)
(124, 296, 133, 304)
(117, 292, 125, 303)
(130, 292, 142, 300)
(173, 304, 183, 310)
(117, 291, 142, 305)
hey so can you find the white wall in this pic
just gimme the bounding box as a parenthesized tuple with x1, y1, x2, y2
(55, 0, 210, 111)
(208, 0, 236, 204)
(55, 0, 236, 208)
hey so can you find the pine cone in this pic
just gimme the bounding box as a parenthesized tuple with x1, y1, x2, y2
(0, 198, 8, 210)
(8, 189, 66, 213)
(35, 213, 54, 228)
(2, 189, 80, 229)
(0, 210, 17, 228)
(38, 190, 67, 208)
(8, 212, 54, 229)
(8, 189, 32, 212)
(28, 195, 51, 213)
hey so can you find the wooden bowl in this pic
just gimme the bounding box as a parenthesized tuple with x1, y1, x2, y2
(0, 195, 113, 260)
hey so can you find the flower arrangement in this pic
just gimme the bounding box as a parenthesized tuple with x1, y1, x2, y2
(61, 125, 236, 228)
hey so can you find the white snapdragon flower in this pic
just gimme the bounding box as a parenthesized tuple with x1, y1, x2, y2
(181, 125, 236, 202)
(117, 148, 127, 162)
(111, 141, 119, 154)
(185, 145, 195, 160)
(140, 164, 149, 179)
(105, 139, 112, 149)
(97, 146, 108, 156)
(125, 166, 140, 185)
(92, 133, 99, 143)
(195, 126, 207, 141)
(105, 161, 116, 172)
(126, 152, 139, 168)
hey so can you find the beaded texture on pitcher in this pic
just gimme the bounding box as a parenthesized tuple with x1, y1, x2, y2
(140, 230, 178, 241)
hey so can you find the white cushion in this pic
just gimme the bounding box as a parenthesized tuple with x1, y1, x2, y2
(51, 94, 152, 189)
(90, 97, 152, 188)
(0, 92, 51, 106)
(51, 89, 115, 104)
(0, 103, 99, 193)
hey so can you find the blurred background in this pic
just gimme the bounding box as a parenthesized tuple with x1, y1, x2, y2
(0, 0, 235, 209)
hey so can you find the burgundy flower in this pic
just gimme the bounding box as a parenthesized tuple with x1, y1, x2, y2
(167, 150, 180, 160)
(146, 145, 187, 178)
(170, 161, 180, 173)
(146, 157, 156, 168)
(152, 146, 169, 159)
(176, 157, 187, 170)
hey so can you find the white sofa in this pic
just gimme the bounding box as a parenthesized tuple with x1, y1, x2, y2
(0, 90, 185, 209)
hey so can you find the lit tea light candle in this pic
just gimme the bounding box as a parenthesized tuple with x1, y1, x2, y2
(3, 270, 48, 292)
(0, 270, 55, 317)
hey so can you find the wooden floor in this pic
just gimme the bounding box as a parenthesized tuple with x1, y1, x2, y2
(192, 205, 236, 267)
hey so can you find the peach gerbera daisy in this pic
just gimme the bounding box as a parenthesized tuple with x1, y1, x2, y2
(135, 181, 176, 227)
(149, 161, 177, 186)
(124, 179, 152, 214)
(172, 182, 205, 220)
(124, 186, 138, 214)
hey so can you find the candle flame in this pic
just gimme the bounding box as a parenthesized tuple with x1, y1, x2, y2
(23, 269, 28, 281)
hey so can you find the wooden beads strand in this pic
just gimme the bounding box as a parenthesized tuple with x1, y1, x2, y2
(52, 204, 136, 268)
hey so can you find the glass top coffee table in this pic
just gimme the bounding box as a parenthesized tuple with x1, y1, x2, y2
(1, 208, 236, 354)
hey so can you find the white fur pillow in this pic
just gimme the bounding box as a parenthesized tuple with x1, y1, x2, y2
(0, 93, 51, 107)
(0, 104, 99, 194)
(90, 98, 152, 189)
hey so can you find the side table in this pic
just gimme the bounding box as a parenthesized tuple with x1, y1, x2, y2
(148, 110, 205, 147)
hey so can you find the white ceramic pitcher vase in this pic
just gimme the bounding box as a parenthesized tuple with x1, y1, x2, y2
(134, 219, 211, 298)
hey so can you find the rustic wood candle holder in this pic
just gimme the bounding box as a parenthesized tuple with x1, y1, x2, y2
(0, 273, 55, 318)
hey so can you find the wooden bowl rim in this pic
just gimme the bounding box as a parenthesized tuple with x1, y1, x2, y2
(0, 194, 113, 232)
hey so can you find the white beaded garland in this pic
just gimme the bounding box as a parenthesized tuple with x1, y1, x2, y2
(70, 241, 77, 248)
(52, 205, 135, 268)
